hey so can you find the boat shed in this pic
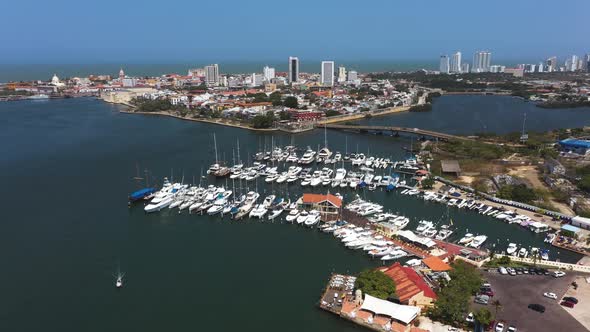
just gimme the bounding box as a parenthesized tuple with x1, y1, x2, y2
(440, 160, 461, 176)
(572, 216, 590, 230)
(298, 193, 342, 221)
(397, 230, 436, 248)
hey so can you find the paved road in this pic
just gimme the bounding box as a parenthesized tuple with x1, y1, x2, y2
(472, 271, 587, 332)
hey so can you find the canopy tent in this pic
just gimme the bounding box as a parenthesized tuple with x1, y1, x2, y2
(360, 294, 420, 325)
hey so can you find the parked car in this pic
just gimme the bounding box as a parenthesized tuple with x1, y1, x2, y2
(507, 325, 517, 332)
(466, 312, 474, 323)
(507, 267, 516, 276)
(528, 303, 546, 313)
(495, 322, 505, 332)
(498, 267, 508, 275)
(553, 271, 566, 278)
(563, 296, 579, 304)
(543, 292, 557, 300)
(475, 294, 490, 305)
(481, 289, 495, 297)
(560, 300, 575, 308)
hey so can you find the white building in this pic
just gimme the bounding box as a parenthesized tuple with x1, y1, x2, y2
(546, 56, 557, 72)
(461, 63, 470, 73)
(288, 56, 299, 83)
(205, 64, 219, 86)
(439, 55, 450, 74)
(263, 66, 275, 81)
(251, 73, 264, 87)
(321, 61, 335, 86)
(473, 51, 492, 72)
(450, 52, 462, 73)
(489, 65, 505, 73)
(347, 70, 358, 82)
(338, 66, 347, 83)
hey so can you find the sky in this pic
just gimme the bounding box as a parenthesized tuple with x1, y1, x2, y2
(0, 0, 588, 64)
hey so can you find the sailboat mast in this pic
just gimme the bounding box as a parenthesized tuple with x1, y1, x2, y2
(237, 139, 241, 164)
(213, 133, 219, 164)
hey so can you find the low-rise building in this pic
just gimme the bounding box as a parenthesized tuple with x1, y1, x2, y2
(378, 262, 437, 308)
(298, 193, 342, 221)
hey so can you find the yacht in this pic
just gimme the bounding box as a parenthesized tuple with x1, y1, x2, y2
(276, 172, 289, 184)
(422, 228, 438, 238)
(469, 235, 487, 248)
(262, 195, 276, 208)
(352, 153, 366, 166)
(381, 249, 408, 261)
(300, 175, 312, 186)
(392, 216, 410, 230)
(310, 171, 323, 187)
(506, 243, 518, 256)
(318, 147, 332, 159)
(249, 204, 268, 218)
(298, 148, 316, 165)
(415, 220, 434, 234)
(518, 247, 529, 258)
(115, 273, 124, 288)
(304, 210, 321, 227)
(268, 207, 284, 220)
(435, 225, 453, 241)
(296, 211, 309, 224)
(285, 209, 300, 222)
(458, 233, 475, 245)
(541, 249, 549, 260)
(265, 174, 279, 183)
(144, 195, 174, 213)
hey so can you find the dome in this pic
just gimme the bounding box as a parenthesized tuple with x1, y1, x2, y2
(51, 74, 60, 84)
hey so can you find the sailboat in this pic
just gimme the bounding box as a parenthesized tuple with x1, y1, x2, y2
(114, 268, 125, 289)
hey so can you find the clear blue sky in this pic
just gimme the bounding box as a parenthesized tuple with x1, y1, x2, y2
(0, 0, 587, 64)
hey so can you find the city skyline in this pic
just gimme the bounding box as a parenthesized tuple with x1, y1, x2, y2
(0, 0, 588, 64)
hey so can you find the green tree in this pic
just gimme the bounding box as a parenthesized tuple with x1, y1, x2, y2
(474, 308, 493, 326)
(354, 270, 396, 300)
(283, 96, 298, 108)
(421, 176, 435, 189)
(250, 111, 276, 128)
(578, 175, 590, 193)
(324, 109, 341, 117)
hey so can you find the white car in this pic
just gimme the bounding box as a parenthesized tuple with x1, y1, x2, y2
(495, 322, 505, 332)
(553, 271, 566, 278)
(543, 292, 557, 300)
(466, 312, 474, 323)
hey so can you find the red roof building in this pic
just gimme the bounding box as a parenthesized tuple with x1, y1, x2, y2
(298, 193, 342, 221)
(378, 262, 436, 307)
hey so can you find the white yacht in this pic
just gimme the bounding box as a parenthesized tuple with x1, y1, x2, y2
(415, 220, 434, 234)
(469, 235, 487, 248)
(304, 210, 321, 227)
(298, 149, 316, 165)
(518, 247, 529, 258)
(296, 210, 309, 224)
(458, 233, 475, 245)
(249, 204, 268, 218)
(285, 209, 300, 222)
(335, 168, 347, 181)
(318, 147, 332, 159)
(506, 243, 518, 255)
(435, 225, 453, 241)
(115, 273, 124, 288)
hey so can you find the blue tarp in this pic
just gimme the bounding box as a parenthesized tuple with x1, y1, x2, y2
(561, 224, 581, 234)
(559, 139, 590, 149)
(129, 187, 155, 201)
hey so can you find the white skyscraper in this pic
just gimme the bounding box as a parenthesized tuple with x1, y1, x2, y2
(570, 55, 579, 71)
(439, 55, 450, 74)
(347, 70, 358, 82)
(338, 66, 347, 83)
(450, 52, 462, 73)
(205, 64, 219, 86)
(321, 61, 335, 86)
(251, 73, 264, 87)
(263, 66, 275, 81)
(473, 51, 492, 72)
(288, 56, 299, 83)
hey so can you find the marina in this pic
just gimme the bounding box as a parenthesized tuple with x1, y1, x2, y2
(3, 97, 588, 332)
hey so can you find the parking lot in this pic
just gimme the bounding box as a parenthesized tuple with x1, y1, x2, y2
(471, 270, 587, 332)
(561, 275, 590, 330)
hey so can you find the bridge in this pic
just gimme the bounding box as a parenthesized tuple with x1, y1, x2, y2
(321, 124, 472, 142)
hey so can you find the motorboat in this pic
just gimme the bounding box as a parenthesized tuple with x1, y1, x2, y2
(541, 249, 549, 260)
(285, 209, 300, 222)
(262, 195, 276, 208)
(381, 249, 408, 261)
(249, 204, 268, 218)
(265, 174, 279, 183)
(506, 243, 518, 256)
(318, 147, 332, 159)
(304, 210, 321, 227)
(298, 148, 316, 165)
(458, 233, 474, 245)
(422, 228, 438, 238)
(435, 225, 453, 241)
(469, 235, 487, 248)
(268, 207, 284, 220)
(415, 220, 434, 234)
(115, 273, 124, 288)
(144, 195, 174, 213)
(334, 168, 347, 180)
(296, 210, 309, 224)
(518, 247, 528, 258)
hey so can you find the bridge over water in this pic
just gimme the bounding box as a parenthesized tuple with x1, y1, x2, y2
(321, 124, 473, 142)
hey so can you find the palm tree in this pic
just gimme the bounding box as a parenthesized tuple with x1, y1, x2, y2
(492, 299, 502, 319)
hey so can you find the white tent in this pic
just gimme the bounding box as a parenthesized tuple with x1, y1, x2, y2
(360, 294, 420, 325)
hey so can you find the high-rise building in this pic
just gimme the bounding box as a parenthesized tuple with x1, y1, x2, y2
(251, 73, 264, 87)
(585, 54, 590, 73)
(338, 66, 347, 83)
(537, 62, 544, 73)
(321, 61, 335, 86)
(472, 51, 492, 72)
(439, 55, 450, 74)
(347, 70, 358, 82)
(205, 64, 219, 86)
(288, 56, 299, 84)
(450, 52, 462, 73)
(263, 66, 275, 81)
(461, 63, 470, 74)
(546, 56, 557, 72)
(569, 55, 579, 71)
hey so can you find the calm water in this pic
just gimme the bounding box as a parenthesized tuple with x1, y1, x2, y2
(0, 97, 581, 331)
(358, 95, 590, 135)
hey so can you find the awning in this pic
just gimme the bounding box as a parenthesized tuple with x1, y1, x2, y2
(360, 294, 420, 324)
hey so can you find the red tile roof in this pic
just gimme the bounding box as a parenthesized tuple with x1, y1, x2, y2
(378, 263, 437, 302)
(301, 193, 342, 208)
(422, 256, 451, 272)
